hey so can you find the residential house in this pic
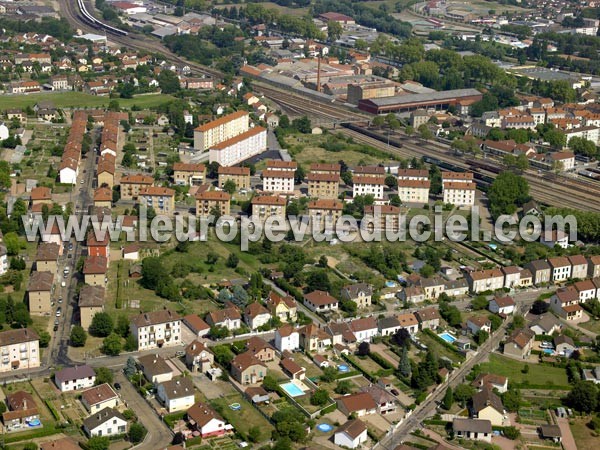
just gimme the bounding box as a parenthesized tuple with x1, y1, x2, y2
(361, 384, 397, 415)
(54, 365, 96, 392)
(265, 291, 297, 322)
(554, 335, 576, 356)
(378, 316, 402, 337)
(502, 266, 521, 289)
(414, 307, 441, 330)
(87, 231, 110, 260)
(29, 186, 52, 207)
(246, 337, 275, 362)
(488, 296, 515, 316)
(350, 317, 379, 342)
(398, 286, 425, 304)
(130, 309, 182, 350)
(541, 230, 569, 249)
(526, 260, 552, 285)
(185, 340, 214, 373)
(340, 283, 373, 309)
(245, 386, 270, 405)
(303, 290, 338, 312)
(78, 285, 105, 330)
(27, 271, 53, 315)
(274, 324, 300, 352)
(453, 419, 492, 443)
(471, 387, 506, 426)
(471, 373, 508, 393)
(2, 391, 40, 431)
(397, 313, 419, 334)
(93, 187, 113, 208)
(588, 255, 600, 278)
(529, 313, 562, 336)
(467, 317, 492, 335)
(82, 408, 127, 437)
(157, 378, 195, 413)
(205, 307, 241, 331)
(466, 269, 505, 293)
(299, 324, 331, 352)
(569, 255, 588, 280)
(334, 419, 368, 449)
(83, 256, 108, 286)
(137, 354, 173, 384)
(186, 401, 230, 438)
(80, 384, 119, 413)
(0, 328, 40, 373)
(280, 358, 306, 380)
(420, 277, 446, 300)
(336, 392, 377, 417)
(244, 303, 271, 330)
(503, 328, 535, 359)
(35, 243, 60, 272)
(573, 279, 597, 303)
(230, 352, 267, 385)
(550, 288, 583, 320)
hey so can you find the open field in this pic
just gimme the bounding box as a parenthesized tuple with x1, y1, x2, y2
(0, 92, 176, 111)
(570, 417, 599, 450)
(478, 354, 569, 388)
(216, 2, 309, 16)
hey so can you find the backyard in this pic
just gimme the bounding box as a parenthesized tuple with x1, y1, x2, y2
(210, 392, 274, 442)
(478, 354, 569, 388)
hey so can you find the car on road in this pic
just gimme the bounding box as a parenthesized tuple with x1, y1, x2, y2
(391, 389, 400, 396)
(53, 324, 58, 332)
(80, 180, 84, 184)
(56, 307, 62, 317)
(114, 383, 121, 390)
(54, 318, 59, 326)
(68, 254, 72, 259)
(64, 267, 70, 275)
(68, 243, 73, 250)
(58, 297, 63, 304)
(61, 281, 66, 287)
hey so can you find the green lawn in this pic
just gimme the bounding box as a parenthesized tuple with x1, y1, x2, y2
(0, 92, 175, 111)
(210, 393, 274, 442)
(478, 354, 569, 388)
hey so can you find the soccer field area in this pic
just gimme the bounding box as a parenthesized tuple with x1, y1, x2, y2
(0, 92, 175, 110)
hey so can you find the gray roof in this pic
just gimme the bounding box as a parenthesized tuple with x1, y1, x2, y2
(540, 424, 561, 438)
(342, 283, 373, 298)
(453, 418, 492, 434)
(363, 89, 482, 107)
(378, 316, 400, 330)
(83, 407, 126, 431)
(55, 365, 95, 384)
(472, 387, 504, 414)
(158, 377, 194, 400)
(138, 354, 172, 377)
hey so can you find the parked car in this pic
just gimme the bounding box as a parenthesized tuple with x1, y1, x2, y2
(114, 383, 121, 390)
(56, 307, 62, 317)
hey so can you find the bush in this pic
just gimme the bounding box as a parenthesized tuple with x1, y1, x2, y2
(503, 426, 520, 440)
(310, 389, 329, 406)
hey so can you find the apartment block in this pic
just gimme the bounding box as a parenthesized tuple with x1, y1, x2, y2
(130, 310, 182, 351)
(209, 126, 267, 167)
(251, 195, 286, 222)
(397, 179, 430, 205)
(352, 175, 385, 200)
(27, 271, 54, 315)
(194, 111, 249, 151)
(307, 172, 340, 199)
(308, 199, 343, 228)
(173, 163, 206, 186)
(139, 187, 176, 215)
(262, 169, 295, 194)
(443, 181, 475, 206)
(218, 166, 251, 190)
(0, 329, 40, 372)
(195, 191, 231, 218)
(120, 174, 154, 201)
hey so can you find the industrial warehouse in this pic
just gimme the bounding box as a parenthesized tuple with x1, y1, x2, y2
(357, 88, 484, 114)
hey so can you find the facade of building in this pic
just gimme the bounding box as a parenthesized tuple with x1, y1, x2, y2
(209, 127, 267, 167)
(194, 111, 249, 151)
(130, 310, 182, 351)
(218, 166, 251, 190)
(195, 191, 231, 218)
(0, 329, 40, 373)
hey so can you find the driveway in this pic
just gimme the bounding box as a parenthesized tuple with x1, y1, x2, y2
(114, 372, 172, 450)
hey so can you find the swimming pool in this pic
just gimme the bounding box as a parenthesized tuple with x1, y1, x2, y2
(280, 381, 306, 397)
(543, 348, 554, 355)
(438, 332, 457, 344)
(338, 364, 349, 372)
(317, 423, 333, 432)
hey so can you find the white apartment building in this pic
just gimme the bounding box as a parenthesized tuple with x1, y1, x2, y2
(266, 160, 297, 172)
(262, 169, 295, 194)
(443, 181, 476, 206)
(466, 269, 505, 293)
(209, 126, 267, 167)
(352, 175, 385, 200)
(274, 324, 300, 352)
(0, 329, 40, 373)
(397, 179, 430, 205)
(548, 257, 572, 282)
(193, 111, 249, 151)
(130, 310, 182, 351)
(397, 169, 429, 181)
(564, 126, 600, 145)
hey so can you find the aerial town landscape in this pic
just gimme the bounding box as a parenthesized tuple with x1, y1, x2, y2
(3, 0, 600, 449)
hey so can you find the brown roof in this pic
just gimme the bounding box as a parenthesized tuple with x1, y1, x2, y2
(207, 307, 241, 324)
(397, 169, 428, 178)
(6, 391, 36, 411)
(30, 186, 51, 201)
(194, 111, 248, 132)
(185, 340, 213, 358)
(276, 324, 297, 338)
(492, 296, 515, 307)
(468, 316, 491, 328)
(280, 357, 304, 375)
(262, 169, 295, 179)
(246, 336, 274, 354)
(266, 160, 297, 170)
(353, 165, 385, 175)
(266, 291, 296, 310)
(443, 181, 476, 190)
(83, 256, 108, 274)
(306, 172, 340, 182)
(218, 166, 250, 176)
(251, 195, 286, 206)
(453, 418, 492, 434)
(574, 279, 596, 292)
(472, 387, 504, 414)
(97, 155, 115, 175)
(120, 174, 154, 185)
(397, 313, 418, 327)
(138, 354, 172, 377)
(472, 373, 507, 390)
(540, 424, 562, 439)
(350, 317, 378, 332)
(55, 364, 95, 384)
(79, 285, 105, 308)
(364, 205, 402, 215)
(195, 190, 230, 201)
(81, 383, 118, 406)
(310, 163, 340, 172)
(87, 230, 110, 247)
(131, 309, 181, 328)
(187, 401, 224, 427)
(468, 269, 503, 281)
(336, 392, 377, 413)
(0, 328, 39, 346)
(183, 314, 210, 333)
(173, 163, 205, 172)
(415, 307, 441, 323)
(548, 256, 570, 268)
(555, 288, 579, 303)
(568, 255, 588, 266)
(27, 271, 53, 292)
(232, 351, 266, 372)
(335, 419, 367, 439)
(211, 127, 266, 151)
(245, 302, 270, 319)
(308, 199, 343, 210)
(397, 179, 431, 188)
(140, 186, 175, 197)
(94, 187, 112, 202)
(36, 242, 60, 261)
(507, 327, 534, 349)
(304, 290, 338, 306)
(158, 377, 194, 400)
(442, 171, 473, 181)
(353, 175, 385, 185)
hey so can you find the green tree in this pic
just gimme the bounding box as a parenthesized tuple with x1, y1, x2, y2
(248, 426, 261, 443)
(90, 312, 114, 337)
(70, 326, 87, 347)
(124, 356, 137, 378)
(327, 20, 343, 42)
(567, 381, 598, 413)
(158, 69, 181, 94)
(475, 330, 489, 344)
(335, 380, 353, 395)
(398, 346, 411, 378)
(38, 331, 51, 348)
(320, 367, 337, 383)
(87, 436, 110, 450)
(418, 124, 433, 140)
(488, 172, 530, 219)
(488, 314, 503, 331)
(226, 253, 239, 268)
(102, 333, 122, 356)
(501, 389, 522, 412)
(454, 384, 475, 407)
(129, 423, 147, 443)
(442, 386, 454, 410)
(94, 367, 114, 385)
(310, 388, 329, 406)
(223, 179, 236, 194)
(503, 426, 520, 440)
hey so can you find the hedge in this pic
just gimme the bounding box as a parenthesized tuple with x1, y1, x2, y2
(321, 402, 337, 414)
(45, 399, 60, 421)
(369, 352, 395, 370)
(422, 329, 463, 356)
(163, 411, 186, 428)
(342, 354, 377, 382)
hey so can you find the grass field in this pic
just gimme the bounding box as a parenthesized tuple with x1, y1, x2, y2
(210, 393, 274, 442)
(216, 2, 309, 16)
(570, 417, 599, 450)
(0, 92, 176, 111)
(478, 354, 569, 388)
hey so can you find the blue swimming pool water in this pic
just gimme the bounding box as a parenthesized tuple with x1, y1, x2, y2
(280, 382, 305, 397)
(438, 332, 457, 344)
(28, 418, 41, 427)
(338, 364, 349, 372)
(317, 423, 333, 432)
(543, 348, 554, 355)
(385, 281, 397, 288)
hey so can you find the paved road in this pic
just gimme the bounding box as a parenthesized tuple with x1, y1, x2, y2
(115, 371, 173, 450)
